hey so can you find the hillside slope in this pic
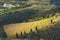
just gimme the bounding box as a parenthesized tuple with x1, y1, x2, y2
(0, 4, 56, 26)
(3, 16, 58, 38)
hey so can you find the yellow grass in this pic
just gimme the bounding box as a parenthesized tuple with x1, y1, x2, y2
(3, 16, 58, 38)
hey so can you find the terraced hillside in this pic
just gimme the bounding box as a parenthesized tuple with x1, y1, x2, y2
(3, 15, 60, 38)
(0, 0, 60, 38)
(0, 5, 56, 25)
(0, 5, 59, 38)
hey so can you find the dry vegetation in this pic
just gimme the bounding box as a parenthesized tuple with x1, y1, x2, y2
(3, 16, 58, 38)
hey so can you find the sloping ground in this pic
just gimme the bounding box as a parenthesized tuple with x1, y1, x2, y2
(3, 16, 58, 38)
(0, 5, 56, 26)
